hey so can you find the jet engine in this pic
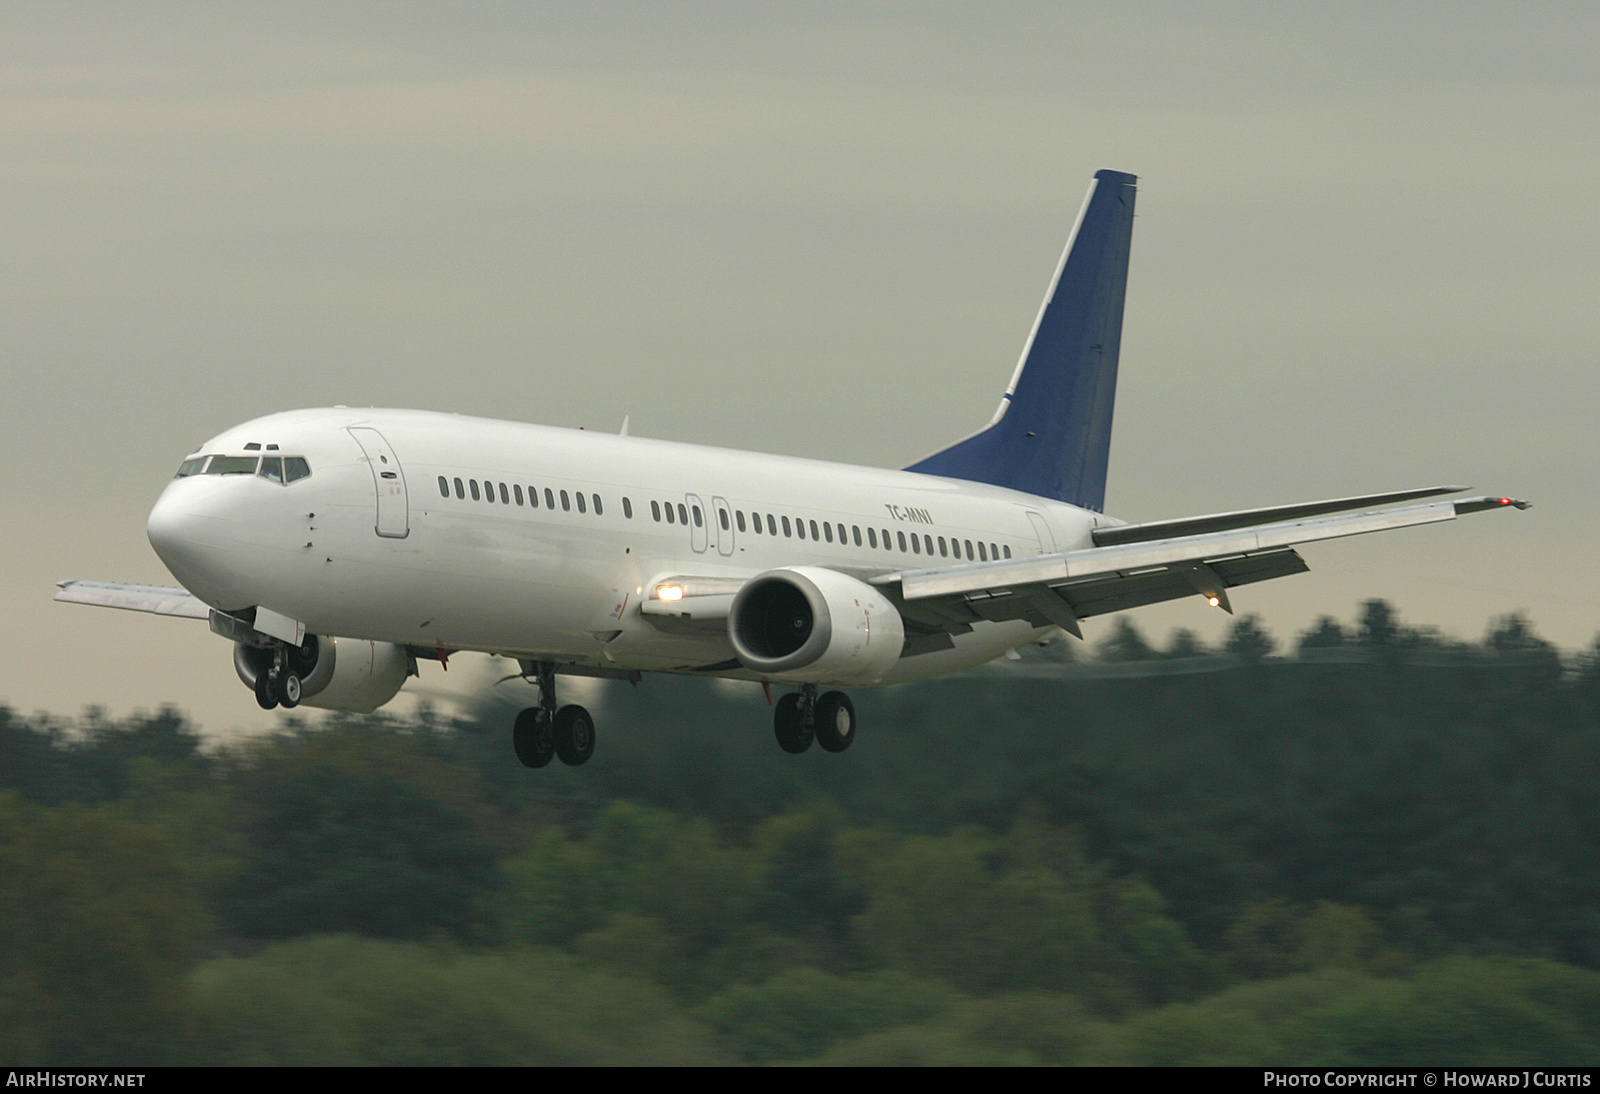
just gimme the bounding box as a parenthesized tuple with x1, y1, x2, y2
(728, 566, 905, 684)
(234, 635, 410, 713)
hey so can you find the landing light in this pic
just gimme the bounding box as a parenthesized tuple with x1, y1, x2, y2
(657, 585, 684, 601)
(1207, 596, 1221, 607)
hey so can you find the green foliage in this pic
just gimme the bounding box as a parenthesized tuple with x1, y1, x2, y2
(0, 793, 208, 1064)
(221, 725, 501, 941)
(813, 992, 1101, 1065)
(192, 935, 723, 1065)
(8, 599, 1600, 1062)
(696, 967, 959, 1062)
(499, 801, 767, 994)
(1085, 959, 1600, 1066)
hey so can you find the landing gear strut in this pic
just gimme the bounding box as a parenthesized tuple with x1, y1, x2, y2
(772, 685, 857, 754)
(513, 662, 595, 769)
(253, 643, 303, 710)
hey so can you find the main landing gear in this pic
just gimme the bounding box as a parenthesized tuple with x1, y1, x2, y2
(773, 684, 856, 755)
(513, 662, 595, 769)
(254, 640, 313, 710)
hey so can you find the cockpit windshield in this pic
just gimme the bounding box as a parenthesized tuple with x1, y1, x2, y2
(204, 456, 259, 476)
(174, 455, 312, 482)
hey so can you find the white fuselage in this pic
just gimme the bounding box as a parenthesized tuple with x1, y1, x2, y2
(147, 408, 1103, 685)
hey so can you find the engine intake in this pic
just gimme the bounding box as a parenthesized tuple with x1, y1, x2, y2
(234, 635, 409, 713)
(729, 567, 904, 684)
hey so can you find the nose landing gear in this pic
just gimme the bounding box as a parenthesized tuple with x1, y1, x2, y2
(253, 642, 306, 710)
(512, 662, 595, 769)
(772, 684, 857, 754)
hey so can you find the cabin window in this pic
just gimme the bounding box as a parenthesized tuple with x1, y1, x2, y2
(911, 535, 921, 554)
(470, 480, 481, 501)
(938, 536, 947, 557)
(837, 523, 847, 544)
(735, 511, 746, 532)
(499, 483, 509, 504)
(576, 492, 586, 513)
(484, 481, 495, 503)
(767, 514, 777, 536)
(545, 488, 555, 509)
(651, 500, 661, 521)
(808, 520, 819, 540)
(514, 485, 524, 506)
(529, 486, 540, 508)
(719, 509, 730, 531)
(623, 497, 633, 518)
(964, 539, 974, 560)
(665, 503, 675, 524)
(560, 490, 570, 512)
(1003, 545, 1012, 559)
(897, 531, 907, 552)
(692, 505, 702, 527)
(454, 477, 465, 499)
(867, 528, 877, 548)
(823, 522, 833, 543)
(677, 503, 688, 525)
(924, 535, 934, 555)
(438, 476, 449, 497)
(782, 516, 792, 537)
(978, 542, 987, 561)
(853, 526, 862, 546)
(593, 494, 603, 516)
(991, 543, 1000, 560)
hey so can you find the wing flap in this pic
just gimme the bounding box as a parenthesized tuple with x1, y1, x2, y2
(877, 495, 1525, 634)
(899, 498, 1472, 602)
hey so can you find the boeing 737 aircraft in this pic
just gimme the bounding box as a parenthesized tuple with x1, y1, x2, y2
(56, 170, 1526, 767)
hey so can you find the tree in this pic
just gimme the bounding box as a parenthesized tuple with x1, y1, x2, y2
(222, 726, 501, 941)
(0, 794, 208, 1064)
(1097, 617, 1156, 662)
(1225, 615, 1277, 662)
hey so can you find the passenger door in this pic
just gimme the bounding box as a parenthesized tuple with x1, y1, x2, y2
(347, 427, 409, 538)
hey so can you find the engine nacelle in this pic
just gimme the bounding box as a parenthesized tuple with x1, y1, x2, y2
(234, 635, 409, 713)
(728, 566, 905, 685)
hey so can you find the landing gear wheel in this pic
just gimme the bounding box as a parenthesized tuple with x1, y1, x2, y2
(279, 673, 302, 709)
(773, 693, 813, 753)
(513, 708, 555, 768)
(553, 705, 595, 767)
(254, 671, 278, 710)
(813, 691, 855, 753)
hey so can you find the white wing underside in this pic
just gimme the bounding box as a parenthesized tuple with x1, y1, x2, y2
(54, 580, 209, 619)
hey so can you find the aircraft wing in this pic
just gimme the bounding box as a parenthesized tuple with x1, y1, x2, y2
(54, 580, 210, 619)
(876, 494, 1529, 641)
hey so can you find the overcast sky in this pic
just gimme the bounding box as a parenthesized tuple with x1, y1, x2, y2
(3, 2, 1595, 737)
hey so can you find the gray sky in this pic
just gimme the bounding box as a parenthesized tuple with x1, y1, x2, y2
(3, 2, 1596, 737)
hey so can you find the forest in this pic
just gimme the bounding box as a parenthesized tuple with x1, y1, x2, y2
(2, 599, 1598, 1066)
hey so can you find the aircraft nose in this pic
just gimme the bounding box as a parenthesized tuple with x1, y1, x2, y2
(147, 483, 241, 605)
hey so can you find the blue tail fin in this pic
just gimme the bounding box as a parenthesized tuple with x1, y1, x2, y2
(906, 169, 1137, 511)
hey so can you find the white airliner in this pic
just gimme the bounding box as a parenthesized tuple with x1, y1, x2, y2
(56, 170, 1526, 767)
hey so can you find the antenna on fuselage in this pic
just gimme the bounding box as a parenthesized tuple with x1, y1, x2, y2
(620, 415, 631, 437)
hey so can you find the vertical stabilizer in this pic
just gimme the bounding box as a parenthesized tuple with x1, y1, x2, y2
(906, 170, 1137, 511)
